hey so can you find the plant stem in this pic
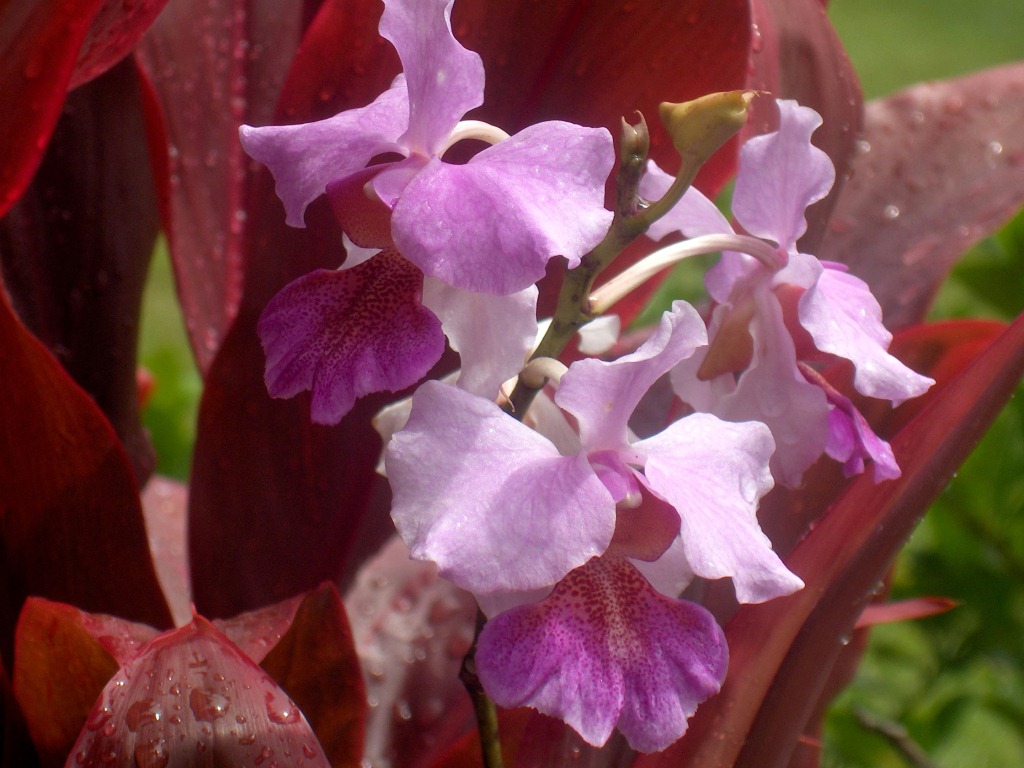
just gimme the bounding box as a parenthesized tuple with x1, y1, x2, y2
(460, 610, 504, 768)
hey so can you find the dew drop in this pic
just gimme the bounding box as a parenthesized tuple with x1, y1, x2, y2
(134, 738, 170, 768)
(302, 745, 318, 759)
(266, 692, 300, 724)
(987, 140, 1004, 156)
(189, 688, 230, 721)
(882, 204, 900, 221)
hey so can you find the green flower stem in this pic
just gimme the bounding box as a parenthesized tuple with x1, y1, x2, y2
(460, 610, 504, 768)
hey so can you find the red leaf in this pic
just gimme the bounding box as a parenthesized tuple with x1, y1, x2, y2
(757, 319, 1006, 561)
(0, 57, 160, 483)
(71, 0, 170, 88)
(855, 596, 959, 629)
(636, 310, 1024, 768)
(261, 584, 366, 768)
(746, 0, 864, 252)
(451, 0, 751, 194)
(2, 652, 40, 768)
(11, 599, 145, 768)
(213, 594, 304, 665)
(820, 63, 1024, 328)
(66, 615, 333, 768)
(0, 0, 105, 217)
(135, 0, 311, 371)
(0, 289, 172, 666)
(140, 477, 192, 629)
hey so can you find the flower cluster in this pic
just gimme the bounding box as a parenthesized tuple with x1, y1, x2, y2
(241, 0, 933, 754)
(241, 0, 613, 423)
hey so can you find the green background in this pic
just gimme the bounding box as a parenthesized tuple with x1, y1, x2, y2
(136, 2, 1024, 765)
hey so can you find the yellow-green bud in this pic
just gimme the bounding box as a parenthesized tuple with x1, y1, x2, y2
(659, 90, 755, 163)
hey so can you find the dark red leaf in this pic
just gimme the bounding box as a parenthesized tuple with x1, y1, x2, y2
(747, 0, 864, 252)
(261, 584, 366, 768)
(820, 63, 1024, 328)
(451, 0, 751, 194)
(0, 0, 106, 218)
(71, 0, 170, 88)
(0, 57, 160, 483)
(12, 599, 135, 768)
(135, 0, 311, 371)
(181, 0, 395, 615)
(67, 615, 333, 768)
(0, 288, 172, 667)
(2, 654, 40, 768)
(635, 310, 1024, 768)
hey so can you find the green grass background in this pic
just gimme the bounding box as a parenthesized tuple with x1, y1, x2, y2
(136, 2, 1024, 764)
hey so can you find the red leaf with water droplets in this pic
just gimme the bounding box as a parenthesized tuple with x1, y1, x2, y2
(820, 63, 1024, 329)
(746, 0, 863, 252)
(140, 477, 192, 629)
(344, 538, 477, 768)
(12, 599, 152, 768)
(261, 584, 366, 768)
(212, 594, 303, 665)
(635, 310, 1024, 768)
(0, 0, 104, 218)
(66, 615, 333, 768)
(134, 0, 312, 372)
(0, 288, 172, 667)
(0, 57, 160, 483)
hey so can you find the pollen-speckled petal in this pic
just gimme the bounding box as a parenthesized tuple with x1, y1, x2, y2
(258, 251, 443, 424)
(476, 556, 727, 753)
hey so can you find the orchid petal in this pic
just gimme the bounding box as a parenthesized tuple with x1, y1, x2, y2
(386, 381, 616, 594)
(825, 394, 901, 482)
(379, 0, 484, 156)
(640, 161, 733, 243)
(707, 290, 830, 487)
(258, 252, 443, 424)
(240, 77, 409, 227)
(557, 301, 706, 454)
(800, 264, 934, 404)
(476, 557, 728, 753)
(338, 234, 379, 271)
(421, 278, 538, 399)
(393, 121, 614, 294)
(638, 413, 802, 604)
(732, 99, 835, 250)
